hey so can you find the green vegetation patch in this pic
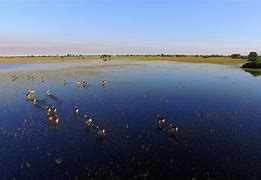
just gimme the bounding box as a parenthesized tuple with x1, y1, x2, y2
(242, 52, 261, 69)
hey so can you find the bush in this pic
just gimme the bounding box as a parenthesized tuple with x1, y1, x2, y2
(242, 60, 261, 69)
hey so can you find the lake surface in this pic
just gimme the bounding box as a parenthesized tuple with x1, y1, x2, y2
(0, 61, 260, 179)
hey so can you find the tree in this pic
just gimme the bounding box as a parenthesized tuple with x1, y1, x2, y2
(231, 54, 241, 59)
(242, 52, 261, 69)
(248, 52, 258, 61)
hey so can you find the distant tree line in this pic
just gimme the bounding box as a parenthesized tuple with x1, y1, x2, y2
(230, 54, 249, 59)
(4, 53, 260, 59)
(24, 54, 89, 58)
(200, 55, 226, 58)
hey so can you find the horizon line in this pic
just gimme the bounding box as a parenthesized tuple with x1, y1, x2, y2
(0, 53, 256, 57)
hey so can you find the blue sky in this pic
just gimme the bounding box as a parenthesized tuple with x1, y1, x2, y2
(0, 0, 260, 55)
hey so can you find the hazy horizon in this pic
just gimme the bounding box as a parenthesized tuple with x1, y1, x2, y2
(0, 0, 260, 56)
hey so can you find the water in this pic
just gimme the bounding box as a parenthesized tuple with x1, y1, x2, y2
(0, 61, 260, 179)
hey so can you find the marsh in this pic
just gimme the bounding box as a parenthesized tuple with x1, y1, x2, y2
(0, 61, 260, 179)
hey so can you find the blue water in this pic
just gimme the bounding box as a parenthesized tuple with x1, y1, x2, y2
(0, 61, 260, 179)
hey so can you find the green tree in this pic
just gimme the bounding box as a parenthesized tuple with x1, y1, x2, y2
(248, 52, 258, 61)
(231, 54, 241, 59)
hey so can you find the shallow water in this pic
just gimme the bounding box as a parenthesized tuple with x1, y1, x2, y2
(0, 61, 260, 179)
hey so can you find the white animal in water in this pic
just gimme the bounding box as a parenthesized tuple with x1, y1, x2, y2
(101, 79, 107, 86)
(76, 81, 81, 86)
(157, 115, 166, 129)
(75, 106, 80, 115)
(52, 106, 57, 113)
(82, 81, 89, 87)
(33, 99, 37, 105)
(46, 107, 52, 116)
(169, 124, 179, 137)
(48, 116, 53, 121)
(27, 89, 35, 95)
(84, 115, 93, 126)
(26, 89, 36, 101)
(45, 89, 51, 96)
(54, 115, 59, 125)
(97, 126, 106, 136)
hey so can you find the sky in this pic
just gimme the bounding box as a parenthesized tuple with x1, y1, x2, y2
(0, 0, 260, 56)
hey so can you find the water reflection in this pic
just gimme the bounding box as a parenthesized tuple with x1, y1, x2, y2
(243, 68, 261, 77)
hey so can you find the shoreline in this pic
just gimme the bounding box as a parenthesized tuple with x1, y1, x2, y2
(0, 55, 246, 66)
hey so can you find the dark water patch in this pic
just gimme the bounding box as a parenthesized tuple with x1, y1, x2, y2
(0, 61, 261, 179)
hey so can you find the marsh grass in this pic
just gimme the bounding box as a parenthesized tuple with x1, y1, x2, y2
(0, 55, 246, 65)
